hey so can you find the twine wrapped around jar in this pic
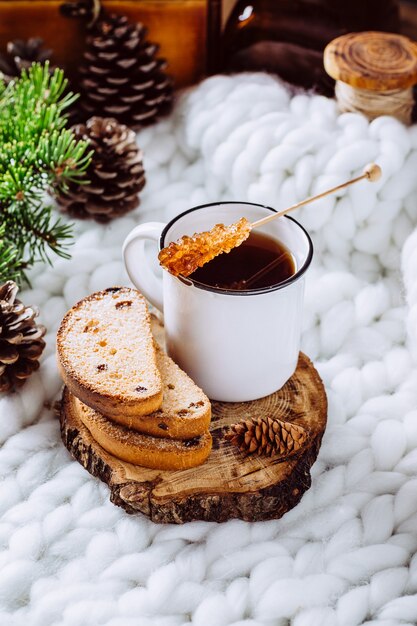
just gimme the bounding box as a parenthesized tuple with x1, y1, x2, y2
(324, 31, 417, 125)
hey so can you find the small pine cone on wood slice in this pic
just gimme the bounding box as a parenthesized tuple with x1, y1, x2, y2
(0, 281, 46, 393)
(54, 116, 146, 223)
(0, 38, 54, 83)
(225, 416, 308, 458)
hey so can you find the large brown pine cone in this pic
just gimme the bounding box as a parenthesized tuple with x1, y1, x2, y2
(0, 281, 46, 393)
(54, 116, 146, 222)
(0, 38, 53, 83)
(78, 13, 173, 129)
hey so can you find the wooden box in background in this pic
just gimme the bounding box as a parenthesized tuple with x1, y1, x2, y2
(0, 0, 221, 87)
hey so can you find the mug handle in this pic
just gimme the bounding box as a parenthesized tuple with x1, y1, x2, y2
(122, 222, 166, 312)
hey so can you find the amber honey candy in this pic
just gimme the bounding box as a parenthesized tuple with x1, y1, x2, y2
(190, 231, 295, 290)
(0, 0, 221, 87)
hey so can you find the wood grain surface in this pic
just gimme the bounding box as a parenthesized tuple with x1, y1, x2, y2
(60, 344, 327, 523)
(324, 31, 417, 90)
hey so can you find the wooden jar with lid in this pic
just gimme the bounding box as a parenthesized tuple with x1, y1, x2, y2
(0, 0, 221, 87)
(324, 31, 417, 124)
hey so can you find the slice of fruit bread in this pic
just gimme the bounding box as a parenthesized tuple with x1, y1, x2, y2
(62, 387, 212, 471)
(57, 287, 163, 418)
(110, 346, 211, 439)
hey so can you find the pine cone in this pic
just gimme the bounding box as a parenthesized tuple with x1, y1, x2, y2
(0, 38, 54, 83)
(0, 281, 46, 393)
(225, 416, 308, 457)
(77, 13, 173, 129)
(54, 116, 146, 222)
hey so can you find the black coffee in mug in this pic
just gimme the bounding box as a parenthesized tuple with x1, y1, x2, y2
(190, 231, 296, 290)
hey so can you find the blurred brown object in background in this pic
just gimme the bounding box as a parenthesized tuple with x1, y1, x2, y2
(401, 0, 417, 40)
(0, 0, 221, 88)
(223, 0, 401, 94)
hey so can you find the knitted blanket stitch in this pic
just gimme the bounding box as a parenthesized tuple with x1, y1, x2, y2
(1, 73, 417, 626)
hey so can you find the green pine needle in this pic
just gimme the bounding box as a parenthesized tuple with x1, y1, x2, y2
(0, 62, 92, 285)
(0, 224, 23, 284)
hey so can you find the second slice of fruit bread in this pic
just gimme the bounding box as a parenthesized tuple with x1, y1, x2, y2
(62, 387, 212, 471)
(109, 347, 211, 439)
(57, 287, 163, 418)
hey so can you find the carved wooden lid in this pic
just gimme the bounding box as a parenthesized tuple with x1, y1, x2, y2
(324, 31, 417, 91)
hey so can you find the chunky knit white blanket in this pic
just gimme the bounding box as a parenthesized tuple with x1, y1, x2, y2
(2, 73, 417, 626)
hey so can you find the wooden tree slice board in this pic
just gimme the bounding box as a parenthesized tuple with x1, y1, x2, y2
(60, 348, 327, 524)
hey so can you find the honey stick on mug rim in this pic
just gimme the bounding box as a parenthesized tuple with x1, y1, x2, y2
(158, 163, 382, 278)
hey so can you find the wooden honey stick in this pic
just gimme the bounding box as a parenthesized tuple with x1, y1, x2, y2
(239, 163, 382, 288)
(251, 162, 381, 228)
(158, 163, 382, 278)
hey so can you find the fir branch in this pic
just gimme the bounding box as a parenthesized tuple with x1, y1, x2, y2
(0, 225, 23, 284)
(37, 129, 92, 188)
(20, 201, 73, 263)
(0, 63, 91, 284)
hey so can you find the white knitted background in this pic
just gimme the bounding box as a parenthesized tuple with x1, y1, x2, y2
(2, 73, 417, 626)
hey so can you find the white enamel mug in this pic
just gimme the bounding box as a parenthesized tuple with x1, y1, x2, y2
(122, 202, 313, 402)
